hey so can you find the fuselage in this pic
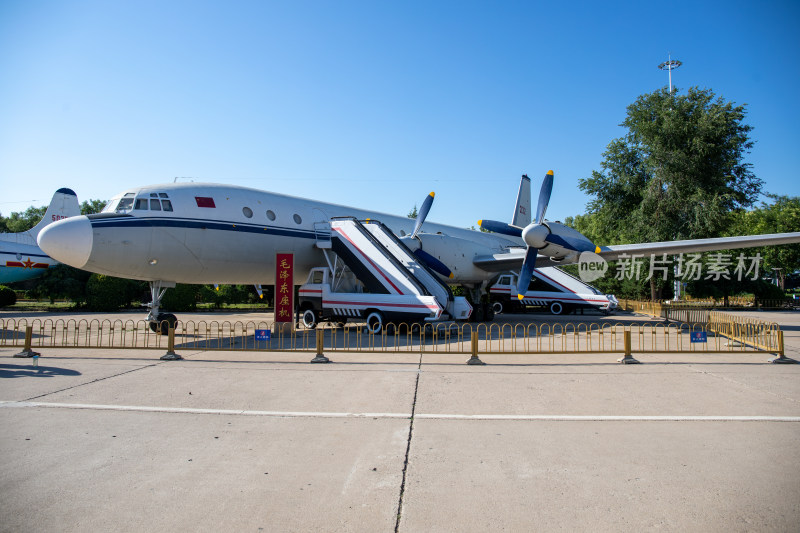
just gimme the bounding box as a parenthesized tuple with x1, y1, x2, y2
(0, 237, 58, 283)
(38, 183, 521, 286)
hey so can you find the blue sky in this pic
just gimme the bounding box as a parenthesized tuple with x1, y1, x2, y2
(1, 0, 798, 230)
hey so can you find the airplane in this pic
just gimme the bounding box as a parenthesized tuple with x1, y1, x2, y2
(0, 188, 81, 284)
(36, 173, 800, 329)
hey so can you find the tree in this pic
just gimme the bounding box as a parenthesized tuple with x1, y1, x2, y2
(0, 198, 106, 232)
(728, 195, 800, 289)
(28, 264, 92, 304)
(579, 86, 763, 298)
(81, 199, 107, 215)
(3, 206, 47, 233)
(407, 205, 418, 219)
(85, 274, 144, 311)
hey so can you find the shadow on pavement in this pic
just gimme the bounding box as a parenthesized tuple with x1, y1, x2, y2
(0, 364, 82, 379)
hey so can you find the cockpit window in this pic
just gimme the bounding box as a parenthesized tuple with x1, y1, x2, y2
(115, 193, 135, 213)
(113, 192, 172, 213)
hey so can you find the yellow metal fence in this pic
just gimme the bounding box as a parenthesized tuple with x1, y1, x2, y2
(1, 315, 784, 359)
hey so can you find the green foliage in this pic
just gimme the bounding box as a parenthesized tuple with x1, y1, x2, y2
(85, 274, 143, 311)
(407, 205, 418, 219)
(81, 199, 107, 215)
(3, 206, 47, 233)
(727, 195, 800, 288)
(198, 284, 264, 307)
(0, 285, 17, 307)
(29, 264, 92, 304)
(751, 280, 786, 300)
(561, 260, 673, 300)
(162, 284, 199, 312)
(685, 277, 784, 301)
(580, 86, 761, 245)
(0, 198, 107, 234)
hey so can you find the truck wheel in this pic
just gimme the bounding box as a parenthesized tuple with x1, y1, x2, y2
(301, 309, 318, 329)
(492, 301, 503, 315)
(365, 311, 384, 334)
(549, 302, 564, 315)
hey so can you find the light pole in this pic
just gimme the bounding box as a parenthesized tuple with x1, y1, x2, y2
(659, 55, 683, 299)
(658, 55, 682, 93)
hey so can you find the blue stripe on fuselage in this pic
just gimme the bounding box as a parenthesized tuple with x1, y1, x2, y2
(89, 216, 318, 240)
(0, 251, 52, 260)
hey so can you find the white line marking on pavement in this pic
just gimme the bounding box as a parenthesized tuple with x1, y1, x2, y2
(2, 401, 799, 422)
(0, 401, 409, 418)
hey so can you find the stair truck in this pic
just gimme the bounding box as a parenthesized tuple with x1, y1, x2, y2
(489, 267, 618, 315)
(298, 217, 472, 332)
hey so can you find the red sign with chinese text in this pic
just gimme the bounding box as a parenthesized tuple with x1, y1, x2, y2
(275, 253, 294, 323)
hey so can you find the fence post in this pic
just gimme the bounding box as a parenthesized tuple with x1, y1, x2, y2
(770, 331, 798, 364)
(311, 328, 330, 363)
(617, 330, 640, 364)
(14, 326, 41, 358)
(466, 331, 485, 365)
(160, 326, 182, 360)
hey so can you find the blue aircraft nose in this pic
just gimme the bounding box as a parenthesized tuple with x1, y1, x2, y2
(38, 216, 93, 269)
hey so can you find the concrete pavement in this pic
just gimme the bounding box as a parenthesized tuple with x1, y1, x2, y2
(2, 310, 799, 532)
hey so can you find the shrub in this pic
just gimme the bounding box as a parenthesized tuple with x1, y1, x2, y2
(161, 284, 199, 312)
(85, 274, 141, 311)
(28, 264, 91, 305)
(752, 280, 786, 301)
(0, 285, 16, 307)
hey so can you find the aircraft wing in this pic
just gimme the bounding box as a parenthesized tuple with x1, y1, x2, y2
(472, 248, 562, 272)
(473, 232, 800, 272)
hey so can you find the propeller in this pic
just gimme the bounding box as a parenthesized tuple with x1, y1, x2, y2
(411, 192, 435, 239)
(480, 170, 594, 299)
(405, 191, 454, 279)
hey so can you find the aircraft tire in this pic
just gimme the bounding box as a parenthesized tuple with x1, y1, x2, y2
(365, 311, 384, 334)
(301, 309, 318, 329)
(549, 302, 565, 315)
(149, 313, 178, 335)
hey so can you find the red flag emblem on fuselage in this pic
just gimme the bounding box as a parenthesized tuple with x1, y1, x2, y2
(195, 197, 216, 208)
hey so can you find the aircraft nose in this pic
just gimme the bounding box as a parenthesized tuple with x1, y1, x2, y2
(37, 216, 93, 269)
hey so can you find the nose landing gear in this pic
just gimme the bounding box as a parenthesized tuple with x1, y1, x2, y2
(146, 280, 177, 335)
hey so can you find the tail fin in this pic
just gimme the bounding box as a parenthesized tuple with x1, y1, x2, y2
(511, 174, 531, 227)
(28, 188, 81, 240)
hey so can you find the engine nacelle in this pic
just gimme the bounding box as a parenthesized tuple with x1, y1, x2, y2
(401, 233, 499, 285)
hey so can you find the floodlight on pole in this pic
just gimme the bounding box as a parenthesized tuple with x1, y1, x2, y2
(658, 54, 682, 93)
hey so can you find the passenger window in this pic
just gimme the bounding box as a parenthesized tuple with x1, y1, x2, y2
(293, 214, 302, 224)
(135, 198, 148, 210)
(266, 210, 276, 221)
(243, 207, 253, 218)
(150, 199, 162, 211)
(161, 200, 173, 212)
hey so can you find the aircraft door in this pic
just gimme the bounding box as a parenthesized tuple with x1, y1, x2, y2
(312, 208, 331, 245)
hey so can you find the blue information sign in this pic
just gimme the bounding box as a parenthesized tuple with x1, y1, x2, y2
(690, 331, 707, 343)
(255, 329, 271, 341)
